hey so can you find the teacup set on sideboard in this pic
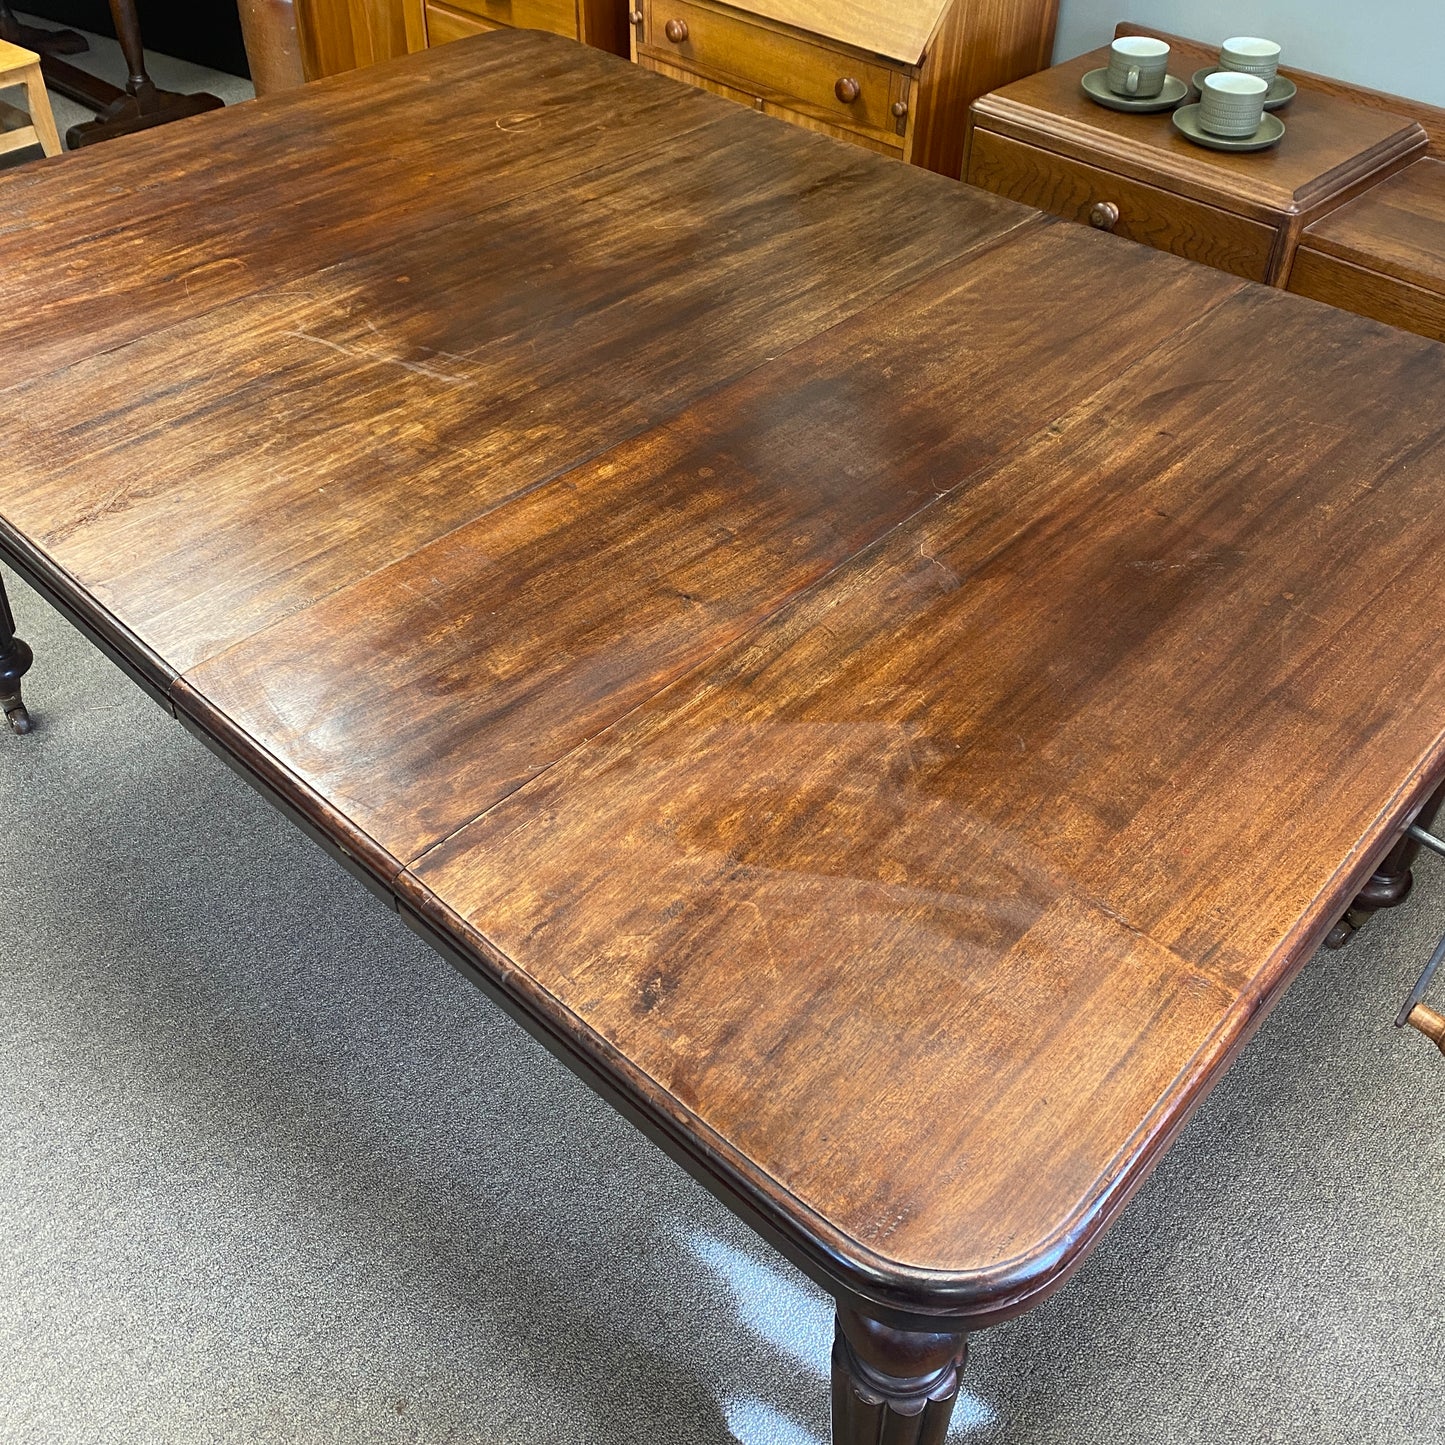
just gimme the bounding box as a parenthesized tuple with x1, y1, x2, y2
(1084, 33, 1294, 152)
(965, 26, 1445, 344)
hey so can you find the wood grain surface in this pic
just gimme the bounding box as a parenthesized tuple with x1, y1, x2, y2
(404, 281, 1445, 1309)
(419, 1, 500, 44)
(294, 0, 411, 76)
(635, 0, 1057, 178)
(638, 0, 911, 147)
(177, 227, 1241, 872)
(2, 88, 1032, 673)
(717, 0, 946, 64)
(0, 30, 722, 382)
(1288, 248, 1445, 343)
(4, 29, 1445, 1332)
(905, 0, 1058, 181)
(968, 127, 1278, 281)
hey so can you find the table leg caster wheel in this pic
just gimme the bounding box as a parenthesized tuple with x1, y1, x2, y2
(5, 701, 32, 734)
(1405, 1004, 1445, 1057)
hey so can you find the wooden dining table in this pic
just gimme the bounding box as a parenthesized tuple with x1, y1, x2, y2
(3, 30, 1444, 1443)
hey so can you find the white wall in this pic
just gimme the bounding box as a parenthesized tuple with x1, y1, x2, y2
(1054, 1, 1445, 107)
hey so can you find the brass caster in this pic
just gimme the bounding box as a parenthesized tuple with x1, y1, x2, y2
(1404, 1004, 1445, 1057)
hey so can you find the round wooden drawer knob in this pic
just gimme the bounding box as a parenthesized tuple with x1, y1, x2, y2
(891, 100, 908, 119)
(1089, 201, 1120, 231)
(664, 18, 688, 42)
(835, 77, 861, 104)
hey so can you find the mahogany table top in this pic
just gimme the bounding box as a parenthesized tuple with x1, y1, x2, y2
(4, 29, 1445, 1329)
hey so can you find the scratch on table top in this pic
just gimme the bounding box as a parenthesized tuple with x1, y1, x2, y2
(283, 329, 469, 385)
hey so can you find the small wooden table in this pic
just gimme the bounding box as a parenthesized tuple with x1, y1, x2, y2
(965, 34, 1426, 285)
(3, 31, 1445, 1442)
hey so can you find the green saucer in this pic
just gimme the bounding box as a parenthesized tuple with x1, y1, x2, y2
(1080, 68, 1189, 113)
(1172, 103, 1285, 152)
(1192, 67, 1297, 110)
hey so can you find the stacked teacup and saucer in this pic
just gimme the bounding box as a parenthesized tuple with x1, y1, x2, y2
(1080, 36, 1189, 113)
(1174, 37, 1291, 151)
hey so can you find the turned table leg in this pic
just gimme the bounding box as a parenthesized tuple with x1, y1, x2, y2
(831, 1305, 969, 1445)
(0, 573, 34, 734)
(1326, 780, 1445, 948)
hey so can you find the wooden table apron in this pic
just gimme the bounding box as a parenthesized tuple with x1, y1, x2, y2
(4, 27, 1445, 1438)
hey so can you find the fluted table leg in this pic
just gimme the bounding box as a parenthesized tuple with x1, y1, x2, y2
(831, 1305, 969, 1445)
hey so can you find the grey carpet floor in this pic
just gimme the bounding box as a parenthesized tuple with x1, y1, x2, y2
(1, 565, 1441, 1445)
(0, 23, 1442, 1445)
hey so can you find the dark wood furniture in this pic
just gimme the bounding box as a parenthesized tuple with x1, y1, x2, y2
(631, 0, 1058, 175)
(0, 1, 85, 54)
(965, 32, 1427, 285)
(25, 0, 224, 148)
(236, 0, 307, 94)
(4, 31, 1445, 1441)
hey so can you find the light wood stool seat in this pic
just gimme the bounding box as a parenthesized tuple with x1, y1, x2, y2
(0, 39, 61, 159)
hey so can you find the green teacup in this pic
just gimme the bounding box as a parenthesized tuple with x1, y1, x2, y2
(1219, 36, 1282, 83)
(1106, 36, 1170, 99)
(1199, 71, 1268, 136)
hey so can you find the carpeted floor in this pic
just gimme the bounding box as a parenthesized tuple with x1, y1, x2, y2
(1, 22, 1442, 1445)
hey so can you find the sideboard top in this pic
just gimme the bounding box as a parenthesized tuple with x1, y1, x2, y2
(724, 0, 949, 63)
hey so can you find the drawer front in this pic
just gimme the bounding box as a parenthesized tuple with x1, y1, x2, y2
(968, 129, 1278, 284)
(639, 0, 906, 144)
(444, 0, 578, 39)
(641, 52, 761, 108)
(425, 0, 505, 43)
(760, 101, 903, 157)
(1289, 247, 1445, 343)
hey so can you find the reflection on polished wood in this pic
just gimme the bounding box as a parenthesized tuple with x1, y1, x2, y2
(3, 31, 1445, 1442)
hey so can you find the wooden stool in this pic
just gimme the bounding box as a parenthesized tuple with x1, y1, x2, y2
(0, 39, 61, 159)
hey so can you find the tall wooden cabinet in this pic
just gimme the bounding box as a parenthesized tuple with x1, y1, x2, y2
(400, 0, 629, 55)
(631, 0, 1058, 176)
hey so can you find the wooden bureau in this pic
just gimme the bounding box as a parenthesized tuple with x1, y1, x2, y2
(965, 33, 1427, 286)
(631, 0, 1058, 176)
(402, 0, 629, 56)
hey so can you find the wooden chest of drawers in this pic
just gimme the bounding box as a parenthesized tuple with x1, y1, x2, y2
(632, 0, 1059, 177)
(402, 0, 629, 55)
(966, 35, 1427, 286)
